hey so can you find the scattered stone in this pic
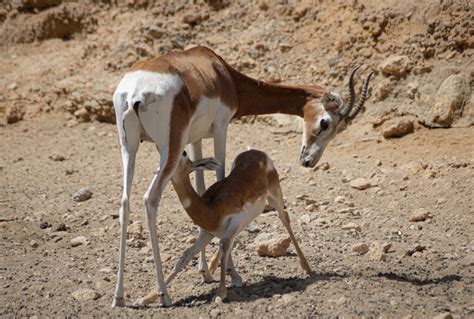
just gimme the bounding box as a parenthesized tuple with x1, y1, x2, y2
(379, 55, 411, 76)
(99, 267, 112, 273)
(299, 214, 312, 225)
(382, 118, 415, 138)
(39, 222, 51, 229)
(127, 221, 144, 240)
(257, 0, 268, 10)
(334, 196, 345, 203)
(409, 209, 432, 222)
(313, 162, 330, 171)
(256, 237, 291, 257)
(5, 105, 24, 124)
(350, 178, 371, 190)
(431, 73, 471, 127)
(254, 232, 273, 242)
(382, 243, 393, 253)
(71, 288, 100, 301)
(71, 236, 88, 247)
(146, 26, 165, 39)
(369, 242, 386, 261)
(374, 78, 397, 101)
(56, 224, 69, 231)
(305, 204, 317, 212)
(432, 313, 453, 319)
(405, 244, 426, 256)
(73, 188, 92, 202)
(278, 294, 296, 306)
(210, 308, 221, 318)
(185, 235, 196, 244)
(341, 222, 361, 232)
(7, 82, 18, 90)
(245, 223, 260, 233)
(352, 243, 369, 254)
(30, 240, 39, 248)
(48, 152, 66, 161)
(171, 35, 185, 49)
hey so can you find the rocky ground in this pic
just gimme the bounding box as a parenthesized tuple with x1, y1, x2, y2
(0, 0, 473, 318)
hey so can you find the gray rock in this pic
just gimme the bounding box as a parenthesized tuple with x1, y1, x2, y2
(254, 232, 273, 242)
(73, 188, 92, 202)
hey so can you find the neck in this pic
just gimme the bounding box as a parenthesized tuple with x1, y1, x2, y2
(171, 171, 212, 230)
(227, 65, 327, 118)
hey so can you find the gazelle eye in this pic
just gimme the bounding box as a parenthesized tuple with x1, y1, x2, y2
(182, 151, 187, 156)
(320, 119, 329, 130)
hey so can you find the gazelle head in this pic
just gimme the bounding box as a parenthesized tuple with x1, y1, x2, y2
(300, 67, 373, 167)
(177, 151, 221, 174)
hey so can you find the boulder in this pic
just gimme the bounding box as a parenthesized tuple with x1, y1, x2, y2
(382, 118, 415, 138)
(431, 73, 471, 127)
(379, 55, 411, 76)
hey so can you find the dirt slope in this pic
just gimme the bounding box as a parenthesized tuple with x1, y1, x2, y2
(0, 0, 473, 318)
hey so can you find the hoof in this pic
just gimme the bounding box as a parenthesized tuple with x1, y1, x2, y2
(200, 271, 215, 284)
(159, 292, 172, 307)
(112, 296, 125, 308)
(231, 276, 243, 288)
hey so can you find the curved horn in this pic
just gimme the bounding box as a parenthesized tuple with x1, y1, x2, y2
(347, 71, 374, 120)
(339, 66, 360, 118)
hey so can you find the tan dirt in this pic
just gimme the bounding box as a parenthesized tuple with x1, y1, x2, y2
(0, 0, 473, 318)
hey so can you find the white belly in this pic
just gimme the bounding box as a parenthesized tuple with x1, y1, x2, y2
(213, 196, 267, 239)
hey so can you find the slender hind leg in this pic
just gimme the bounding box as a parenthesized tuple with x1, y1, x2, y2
(227, 254, 243, 287)
(267, 170, 312, 273)
(112, 108, 140, 308)
(134, 230, 214, 306)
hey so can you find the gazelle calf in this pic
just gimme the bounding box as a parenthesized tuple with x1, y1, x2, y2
(136, 149, 311, 304)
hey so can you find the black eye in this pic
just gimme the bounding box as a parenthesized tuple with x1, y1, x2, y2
(320, 119, 329, 130)
(182, 151, 187, 156)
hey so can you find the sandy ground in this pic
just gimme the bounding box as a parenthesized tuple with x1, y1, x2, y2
(1, 115, 473, 318)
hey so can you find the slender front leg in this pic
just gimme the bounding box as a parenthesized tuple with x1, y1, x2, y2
(227, 254, 243, 287)
(112, 109, 140, 308)
(277, 209, 312, 274)
(134, 230, 214, 306)
(189, 139, 206, 195)
(213, 124, 228, 181)
(215, 238, 233, 302)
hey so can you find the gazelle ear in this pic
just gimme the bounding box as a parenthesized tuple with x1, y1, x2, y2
(321, 92, 342, 113)
(191, 158, 221, 171)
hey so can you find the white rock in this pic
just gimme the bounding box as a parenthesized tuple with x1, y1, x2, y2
(369, 242, 386, 261)
(71, 236, 88, 247)
(431, 73, 471, 127)
(73, 188, 92, 202)
(379, 55, 411, 76)
(71, 288, 100, 301)
(334, 196, 345, 203)
(341, 222, 361, 232)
